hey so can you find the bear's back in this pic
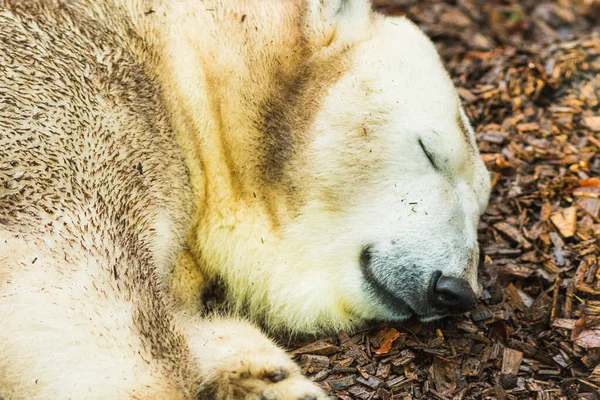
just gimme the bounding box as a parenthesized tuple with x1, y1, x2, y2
(0, 0, 191, 241)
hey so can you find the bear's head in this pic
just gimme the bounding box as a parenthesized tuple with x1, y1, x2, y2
(188, 0, 491, 334)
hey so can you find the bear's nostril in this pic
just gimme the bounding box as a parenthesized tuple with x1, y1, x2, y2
(428, 270, 475, 313)
(437, 292, 457, 304)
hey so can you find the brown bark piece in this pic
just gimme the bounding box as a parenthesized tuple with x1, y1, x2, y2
(550, 207, 578, 238)
(339, 332, 370, 366)
(300, 354, 330, 374)
(494, 222, 532, 249)
(582, 116, 600, 131)
(501, 348, 523, 375)
(291, 340, 340, 356)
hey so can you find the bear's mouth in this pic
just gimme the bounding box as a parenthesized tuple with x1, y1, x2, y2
(361, 271, 417, 320)
(383, 308, 450, 324)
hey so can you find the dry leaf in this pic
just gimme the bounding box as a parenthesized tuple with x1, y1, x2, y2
(431, 356, 457, 396)
(490, 320, 513, 344)
(571, 316, 600, 348)
(481, 153, 502, 163)
(573, 178, 600, 198)
(572, 329, 600, 348)
(578, 197, 600, 217)
(372, 327, 400, 355)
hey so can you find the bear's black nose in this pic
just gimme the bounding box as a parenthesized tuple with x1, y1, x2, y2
(427, 271, 475, 313)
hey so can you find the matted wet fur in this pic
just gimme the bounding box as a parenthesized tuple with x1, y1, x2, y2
(0, 0, 490, 398)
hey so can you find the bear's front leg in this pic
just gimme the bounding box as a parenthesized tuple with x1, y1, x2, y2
(184, 317, 328, 400)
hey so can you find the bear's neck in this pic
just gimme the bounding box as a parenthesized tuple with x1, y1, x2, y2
(126, 1, 324, 223)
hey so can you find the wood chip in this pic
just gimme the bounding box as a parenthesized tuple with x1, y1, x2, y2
(389, 349, 416, 368)
(300, 354, 330, 374)
(550, 207, 578, 238)
(582, 116, 600, 131)
(339, 332, 370, 366)
(471, 305, 494, 322)
(461, 356, 483, 376)
(356, 376, 383, 390)
(385, 376, 411, 389)
(494, 222, 532, 249)
(347, 385, 371, 399)
(326, 376, 356, 391)
(551, 318, 577, 330)
(501, 348, 523, 375)
(590, 365, 600, 384)
(291, 340, 340, 356)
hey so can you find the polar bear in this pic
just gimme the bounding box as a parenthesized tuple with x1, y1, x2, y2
(0, 0, 490, 399)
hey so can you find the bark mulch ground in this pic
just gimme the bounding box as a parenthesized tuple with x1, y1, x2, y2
(292, 1, 600, 398)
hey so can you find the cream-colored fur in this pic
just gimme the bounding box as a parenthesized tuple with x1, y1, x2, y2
(0, 0, 490, 398)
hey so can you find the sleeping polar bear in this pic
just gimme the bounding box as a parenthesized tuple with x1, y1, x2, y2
(0, 0, 491, 398)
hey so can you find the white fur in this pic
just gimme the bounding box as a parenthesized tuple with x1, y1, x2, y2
(0, 233, 173, 399)
(174, 9, 491, 332)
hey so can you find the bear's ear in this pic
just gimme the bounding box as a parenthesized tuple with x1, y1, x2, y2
(304, 0, 372, 49)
